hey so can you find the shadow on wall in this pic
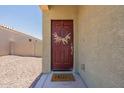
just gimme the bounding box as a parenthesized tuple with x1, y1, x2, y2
(0, 25, 42, 57)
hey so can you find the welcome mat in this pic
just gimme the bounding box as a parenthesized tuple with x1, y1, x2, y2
(51, 73, 75, 81)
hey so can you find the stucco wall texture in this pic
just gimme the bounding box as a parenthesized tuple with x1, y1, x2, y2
(0, 26, 42, 57)
(41, 5, 124, 87)
(78, 6, 124, 87)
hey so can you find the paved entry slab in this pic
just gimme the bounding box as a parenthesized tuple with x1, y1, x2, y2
(34, 72, 87, 88)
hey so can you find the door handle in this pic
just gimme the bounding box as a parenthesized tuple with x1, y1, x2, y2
(71, 44, 73, 55)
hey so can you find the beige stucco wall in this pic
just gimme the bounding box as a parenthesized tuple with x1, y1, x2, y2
(0, 28, 12, 56)
(14, 35, 42, 57)
(42, 6, 78, 73)
(78, 6, 124, 87)
(0, 26, 42, 57)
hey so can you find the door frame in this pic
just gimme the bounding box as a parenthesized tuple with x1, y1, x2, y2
(51, 20, 74, 71)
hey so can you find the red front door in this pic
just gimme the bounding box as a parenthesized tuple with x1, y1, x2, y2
(51, 20, 73, 70)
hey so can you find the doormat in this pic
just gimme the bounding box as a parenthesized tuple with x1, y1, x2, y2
(51, 73, 75, 81)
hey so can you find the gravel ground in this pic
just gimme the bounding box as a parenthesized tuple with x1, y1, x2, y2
(0, 55, 42, 88)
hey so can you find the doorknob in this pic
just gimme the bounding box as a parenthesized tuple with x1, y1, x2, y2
(71, 44, 73, 55)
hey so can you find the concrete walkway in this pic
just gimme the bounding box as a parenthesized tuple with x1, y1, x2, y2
(34, 72, 87, 88)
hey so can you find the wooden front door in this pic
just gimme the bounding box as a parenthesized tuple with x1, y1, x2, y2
(51, 20, 73, 70)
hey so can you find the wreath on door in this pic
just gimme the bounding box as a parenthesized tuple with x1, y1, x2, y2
(52, 32, 71, 45)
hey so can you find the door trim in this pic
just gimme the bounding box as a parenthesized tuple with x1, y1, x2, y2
(51, 20, 74, 71)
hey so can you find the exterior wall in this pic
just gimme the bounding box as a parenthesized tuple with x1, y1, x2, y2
(0, 28, 12, 56)
(35, 40, 42, 57)
(0, 26, 42, 57)
(14, 35, 42, 57)
(78, 6, 124, 87)
(42, 6, 78, 73)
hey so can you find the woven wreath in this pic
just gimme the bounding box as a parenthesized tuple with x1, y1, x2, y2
(52, 32, 71, 45)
